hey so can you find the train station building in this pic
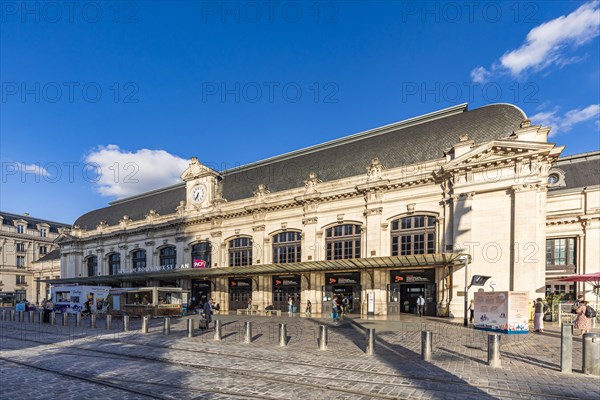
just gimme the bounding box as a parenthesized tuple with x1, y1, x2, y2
(53, 103, 600, 317)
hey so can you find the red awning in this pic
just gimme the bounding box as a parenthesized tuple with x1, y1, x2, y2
(557, 272, 600, 283)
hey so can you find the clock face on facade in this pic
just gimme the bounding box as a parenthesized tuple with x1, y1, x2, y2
(191, 184, 206, 203)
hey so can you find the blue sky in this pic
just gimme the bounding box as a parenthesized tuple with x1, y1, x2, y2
(1, 0, 599, 224)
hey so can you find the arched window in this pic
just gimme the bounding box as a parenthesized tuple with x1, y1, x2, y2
(325, 224, 361, 260)
(160, 246, 177, 266)
(86, 256, 97, 277)
(191, 241, 212, 268)
(108, 253, 120, 275)
(132, 249, 146, 271)
(273, 231, 301, 263)
(391, 215, 436, 255)
(229, 237, 252, 267)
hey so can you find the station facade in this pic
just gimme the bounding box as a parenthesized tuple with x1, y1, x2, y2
(55, 103, 600, 317)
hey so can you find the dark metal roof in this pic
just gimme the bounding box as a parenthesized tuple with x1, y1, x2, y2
(33, 248, 61, 263)
(73, 104, 525, 230)
(48, 253, 466, 285)
(551, 151, 600, 191)
(74, 184, 186, 230)
(0, 211, 70, 233)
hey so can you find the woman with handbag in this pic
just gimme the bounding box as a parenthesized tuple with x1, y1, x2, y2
(574, 300, 592, 336)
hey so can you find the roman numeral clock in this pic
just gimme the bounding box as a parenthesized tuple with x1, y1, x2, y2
(181, 156, 222, 211)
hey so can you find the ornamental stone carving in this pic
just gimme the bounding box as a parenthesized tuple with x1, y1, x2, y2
(304, 172, 322, 194)
(367, 158, 384, 181)
(254, 184, 270, 202)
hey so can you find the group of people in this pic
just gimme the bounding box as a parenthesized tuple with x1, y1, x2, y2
(532, 295, 594, 335)
(330, 295, 351, 322)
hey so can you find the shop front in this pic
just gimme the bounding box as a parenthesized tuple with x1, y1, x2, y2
(323, 272, 361, 314)
(388, 269, 436, 316)
(272, 275, 301, 312)
(229, 277, 252, 311)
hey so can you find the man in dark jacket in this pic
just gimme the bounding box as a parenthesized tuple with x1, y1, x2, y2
(202, 299, 213, 328)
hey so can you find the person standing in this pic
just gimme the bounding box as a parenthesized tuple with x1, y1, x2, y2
(202, 299, 213, 329)
(288, 297, 294, 316)
(468, 299, 475, 323)
(331, 298, 339, 323)
(533, 298, 545, 333)
(305, 300, 312, 316)
(416, 295, 425, 317)
(247, 298, 252, 312)
(574, 300, 592, 336)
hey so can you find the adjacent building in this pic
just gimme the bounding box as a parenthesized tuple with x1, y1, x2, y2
(0, 212, 70, 304)
(53, 103, 600, 317)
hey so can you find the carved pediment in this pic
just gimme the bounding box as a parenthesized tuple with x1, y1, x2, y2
(180, 157, 222, 181)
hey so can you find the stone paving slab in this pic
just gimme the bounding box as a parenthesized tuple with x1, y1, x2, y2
(1, 315, 599, 400)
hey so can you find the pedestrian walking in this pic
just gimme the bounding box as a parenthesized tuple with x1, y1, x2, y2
(416, 295, 425, 317)
(202, 298, 213, 329)
(468, 299, 475, 323)
(574, 300, 592, 336)
(288, 296, 294, 316)
(305, 300, 312, 316)
(247, 298, 252, 312)
(331, 298, 339, 323)
(533, 298, 545, 333)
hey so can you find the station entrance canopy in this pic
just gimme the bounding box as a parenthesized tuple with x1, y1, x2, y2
(49, 253, 468, 286)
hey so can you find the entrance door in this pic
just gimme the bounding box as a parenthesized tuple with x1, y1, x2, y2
(273, 286, 300, 312)
(191, 280, 211, 309)
(322, 285, 361, 314)
(229, 287, 252, 311)
(388, 283, 401, 314)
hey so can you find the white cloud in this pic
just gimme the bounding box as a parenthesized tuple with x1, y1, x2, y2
(530, 104, 600, 136)
(17, 163, 50, 177)
(472, 1, 600, 81)
(85, 145, 189, 198)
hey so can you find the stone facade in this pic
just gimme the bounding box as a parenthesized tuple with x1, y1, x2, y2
(0, 212, 68, 304)
(55, 104, 599, 317)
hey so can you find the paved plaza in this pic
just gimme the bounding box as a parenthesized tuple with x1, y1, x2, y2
(1, 313, 599, 400)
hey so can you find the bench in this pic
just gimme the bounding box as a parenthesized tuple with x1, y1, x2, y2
(262, 309, 282, 316)
(236, 309, 282, 316)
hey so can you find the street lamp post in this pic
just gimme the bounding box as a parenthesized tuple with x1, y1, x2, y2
(462, 256, 469, 327)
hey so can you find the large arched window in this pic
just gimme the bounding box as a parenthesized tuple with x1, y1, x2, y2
(86, 256, 97, 277)
(108, 253, 120, 275)
(132, 249, 146, 271)
(273, 231, 301, 263)
(191, 241, 212, 268)
(229, 237, 252, 266)
(325, 224, 361, 260)
(391, 215, 436, 255)
(160, 246, 177, 266)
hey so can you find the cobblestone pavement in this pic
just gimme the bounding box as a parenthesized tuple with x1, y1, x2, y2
(1, 313, 599, 400)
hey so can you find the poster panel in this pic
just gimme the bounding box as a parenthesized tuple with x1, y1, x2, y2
(474, 291, 528, 334)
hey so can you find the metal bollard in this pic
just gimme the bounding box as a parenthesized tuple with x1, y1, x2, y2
(561, 324, 573, 373)
(319, 325, 328, 350)
(244, 321, 252, 343)
(279, 323, 287, 346)
(10, 310, 15, 321)
(123, 315, 130, 332)
(50, 312, 56, 325)
(18, 311, 24, 322)
(28, 310, 34, 323)
(582, 333, 600, 376)
(187, 319, 195, 338)
(163, 317, 171, 335)
(366, 328, 376, 356)
(38, 311, 44, 325)
(487, 334, 501, 368)
(1, 310, 6, 320)
(76, 313, 82, 327)
(90, 314, 97, 329)
(62, 313, 69, 326)
(214, 320, 222, 341)
(421, 331, 433, 361)
(106, 315, 112, 330)
(141, 316, 149, 333)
